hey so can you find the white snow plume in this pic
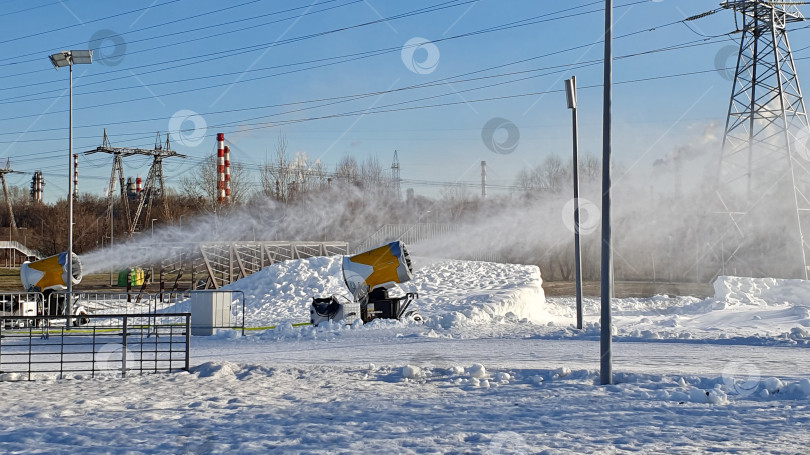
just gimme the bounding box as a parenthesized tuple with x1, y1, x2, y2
(79, 184, 404, 274)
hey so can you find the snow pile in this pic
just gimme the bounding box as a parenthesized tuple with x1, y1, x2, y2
(219, 256, 546, 328)
(713, 275, 810, 309)
(221, 256, 346, 326)
(541, 275, 810, 343)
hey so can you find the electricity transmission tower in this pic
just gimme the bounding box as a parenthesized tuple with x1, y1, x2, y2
(717, 0, 810, 278)
(391, 150, 401, 199)
(0, 159, 23, 233)
(86, 130, 186, 236)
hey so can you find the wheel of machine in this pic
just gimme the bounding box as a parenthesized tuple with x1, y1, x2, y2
(73, 308, 90, 327)
(403, 310, 423, 323)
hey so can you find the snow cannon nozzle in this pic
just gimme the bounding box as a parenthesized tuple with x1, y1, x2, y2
(20, 251, 82, 292)
(342, 240, 413, 302)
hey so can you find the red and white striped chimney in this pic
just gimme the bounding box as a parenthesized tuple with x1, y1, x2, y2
(216, 133, 225, 203)
(73, 154, 78, 199)
(136, 175, 142, 196)
(224, 145, 231, 202)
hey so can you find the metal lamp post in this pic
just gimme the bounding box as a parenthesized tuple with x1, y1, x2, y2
(565, 76, 583, 331)
(600, 0, 614, 386)
(49, 49, 93, 327)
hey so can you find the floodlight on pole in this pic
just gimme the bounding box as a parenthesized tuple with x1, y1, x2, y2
(48, 49, 92, 328)
(565, 76, 583, 331)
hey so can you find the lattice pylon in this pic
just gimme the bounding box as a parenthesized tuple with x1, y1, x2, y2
(717, 0, 810, 278)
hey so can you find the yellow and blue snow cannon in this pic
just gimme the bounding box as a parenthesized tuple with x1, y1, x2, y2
(20, 252, 88, 322)
(20, 252, 82, 293)
(310, 241, 421, 326)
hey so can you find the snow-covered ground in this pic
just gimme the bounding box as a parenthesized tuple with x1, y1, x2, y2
(1, 257, 809, 454)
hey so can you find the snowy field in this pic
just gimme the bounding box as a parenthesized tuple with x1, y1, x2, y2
(1, 257, 809, 454)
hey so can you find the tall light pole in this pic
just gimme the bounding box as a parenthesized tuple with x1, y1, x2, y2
(565, 76, 583, 331)
(49, 49, 93, 327)
(600, 0, 614, 386)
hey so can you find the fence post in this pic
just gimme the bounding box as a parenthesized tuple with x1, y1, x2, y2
(122, 316, 128, 378)
(184, 315, 190, 372)
(91, 327, 97, 378)
(36, 328, 40, 381)
(241, 292, 245, 337)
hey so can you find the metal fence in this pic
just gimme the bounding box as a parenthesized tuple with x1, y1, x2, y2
(0, 290, 246, 332)
(0, 313, 190, 381)
(0, 292, 44, 326)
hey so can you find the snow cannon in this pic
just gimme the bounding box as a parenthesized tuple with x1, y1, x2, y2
(21, 252, 82, 292)
(310, 241, 421, 326)
(19, 252, 88, 324)
(342, 240, 413, 301)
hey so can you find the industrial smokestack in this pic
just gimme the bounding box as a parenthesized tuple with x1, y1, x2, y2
(217, 133, 225, 203)
(30, 171, 44, 203)
(73, 154, 78, 200)
(224, 145, 231, 202)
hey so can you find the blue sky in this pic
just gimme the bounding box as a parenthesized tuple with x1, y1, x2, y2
(0, 0, 800, 201)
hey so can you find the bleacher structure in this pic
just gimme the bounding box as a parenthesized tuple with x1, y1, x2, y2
(139, 241, 349, 290)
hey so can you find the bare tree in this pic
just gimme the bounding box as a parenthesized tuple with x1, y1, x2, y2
(335, 154, 359, 186)
(180, 154, 250, 208)
(261, 134, 294, 201)
(542, 155, 566, 193)
(360, 155, 385, 189)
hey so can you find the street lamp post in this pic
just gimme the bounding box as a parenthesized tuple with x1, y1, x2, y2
(600, 0, 614, 386)
(49, 49, 93, 328)
(565, 76, 583, 331)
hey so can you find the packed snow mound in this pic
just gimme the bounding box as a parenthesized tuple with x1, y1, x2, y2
(221, 256, 346, 325)
(544, 275, 810, 343)
(713, 276, 810, 309)
(221, 256, 546, 328)
(405, 259, 546, 328)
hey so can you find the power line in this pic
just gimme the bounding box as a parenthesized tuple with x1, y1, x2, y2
(0, 1, 182, 46)
(0, 1, 695, 122)
(7, 0, 361, 67)
(0, 33, 731, 145)
(1, 0, 473, 79)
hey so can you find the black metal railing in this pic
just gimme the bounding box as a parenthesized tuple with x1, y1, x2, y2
(0, 313, 190, 381)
